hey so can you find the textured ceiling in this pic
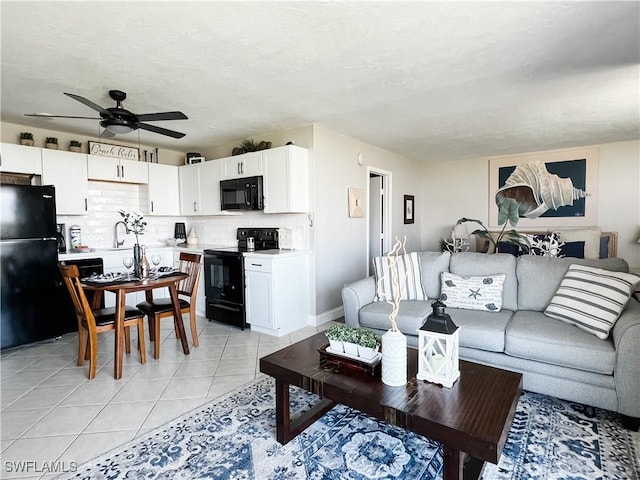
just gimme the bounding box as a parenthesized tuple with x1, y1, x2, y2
(1, 1, 638, 163)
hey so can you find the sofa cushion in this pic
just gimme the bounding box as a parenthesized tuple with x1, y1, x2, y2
(555, 227, 602, 259)
(505, 310, 616, 375)
(450, 252, 518, 311)
(523, 232, 564, 257)
(516, 255, 630, 311)
(373, 252, 426, 301)
(417, 251, 451, 299)
(544, 265, 639, 339)
(359, 301, 432, 336)
(440, 272, 506, 312)
(447, 307, 513, 352)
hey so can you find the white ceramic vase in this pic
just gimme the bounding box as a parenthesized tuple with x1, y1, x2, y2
(381, 329, 407, 386)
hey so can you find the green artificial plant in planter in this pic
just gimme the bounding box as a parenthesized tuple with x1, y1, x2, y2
(356, 329, 382, 359)
(69, 140, 82, 152)
(20, 132, 34, 146)
(45, 137, 58, 149)
(325, 324, 348, 352)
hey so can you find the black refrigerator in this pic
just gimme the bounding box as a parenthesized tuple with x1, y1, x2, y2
(1, 184, 77, 349)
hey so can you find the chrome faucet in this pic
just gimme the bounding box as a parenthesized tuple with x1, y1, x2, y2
(114, 221, 127, 248)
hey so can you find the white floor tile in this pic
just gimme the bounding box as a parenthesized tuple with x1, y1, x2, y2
(0, 319, 321, 474)
(1, 435, 76, 479)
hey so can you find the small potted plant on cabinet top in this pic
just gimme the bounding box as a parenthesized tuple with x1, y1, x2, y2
(20, 132, 34, 147)
(68, 140, 82, 153)
(45, 137, 58, 149)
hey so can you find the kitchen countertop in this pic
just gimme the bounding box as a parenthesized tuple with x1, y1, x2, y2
(58, 244, 309, 261)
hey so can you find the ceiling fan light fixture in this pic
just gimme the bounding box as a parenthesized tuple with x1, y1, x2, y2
(100, 118, 135, 135)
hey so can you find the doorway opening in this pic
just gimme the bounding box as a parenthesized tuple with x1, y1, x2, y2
(367, 168, 392, 276)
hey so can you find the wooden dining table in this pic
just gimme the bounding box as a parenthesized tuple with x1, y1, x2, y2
(82, 272, 190, 379)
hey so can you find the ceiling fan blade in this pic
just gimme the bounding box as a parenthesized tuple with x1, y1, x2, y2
(64, 93, 110, 115)
(100, 129, 116, 138)
(137, 122, 186, 139)
(24, 113, 101, 119)
(136, 111, 188, 122)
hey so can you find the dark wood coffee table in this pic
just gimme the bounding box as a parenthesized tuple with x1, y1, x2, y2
(259, 332, 522, 480)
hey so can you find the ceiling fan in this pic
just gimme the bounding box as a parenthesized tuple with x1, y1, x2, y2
(25, 90, 188, 139)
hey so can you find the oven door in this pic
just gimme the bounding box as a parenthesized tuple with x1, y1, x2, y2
(204, 251, 244, 305)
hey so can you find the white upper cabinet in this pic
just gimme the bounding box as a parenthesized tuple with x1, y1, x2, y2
(41, 149, 88, 215)
(0, 143, 42, 175)
(178, 161, 222, 216)
(221, 151, 263, 180)
(146, 163, 180, 216)
(87, 155, 148, 184)
(263, 145, 309, 213)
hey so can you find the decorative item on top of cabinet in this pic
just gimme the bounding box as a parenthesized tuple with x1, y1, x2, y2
(68, 140, 82, 153)
(19, 132, 34, 147)
(232, 139, 271, 156)
(45, 137, 58, 149)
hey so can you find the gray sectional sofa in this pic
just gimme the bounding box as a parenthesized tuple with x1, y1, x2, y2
(341, 251, 640, 421)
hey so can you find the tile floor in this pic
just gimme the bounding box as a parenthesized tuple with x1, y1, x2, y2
(1, 315, 338, 479)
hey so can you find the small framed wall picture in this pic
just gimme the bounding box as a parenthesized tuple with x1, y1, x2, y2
(187, 156, 204, 165)
(404, 195, 415, 224)
(348, 187, 365, 218)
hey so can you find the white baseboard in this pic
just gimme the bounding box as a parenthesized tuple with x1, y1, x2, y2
(308, 306, 344, 327)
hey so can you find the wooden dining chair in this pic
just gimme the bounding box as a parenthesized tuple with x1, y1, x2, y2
(136, 252, 202, 359)
(58, 263, 146, 379)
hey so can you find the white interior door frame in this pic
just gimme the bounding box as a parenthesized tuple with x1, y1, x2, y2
(366, 166, 392, 276)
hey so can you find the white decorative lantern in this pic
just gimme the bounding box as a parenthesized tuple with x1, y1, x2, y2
(416, 300, 460, 388)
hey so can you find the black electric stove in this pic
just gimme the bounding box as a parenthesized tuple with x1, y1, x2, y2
(203, 228, 279, 329)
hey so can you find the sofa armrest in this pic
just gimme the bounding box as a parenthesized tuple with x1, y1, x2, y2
(341, 276, 376, 328)
(611, 297, 640, 418)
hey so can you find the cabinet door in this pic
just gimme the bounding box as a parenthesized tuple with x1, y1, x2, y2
(263, 146, 308, 213)
(245, 270, 273, 329)
(179, 164, 200, 215)
(148, 163, 180, 215)
(1, 143, 42, 174)
(88, 155, 148, 184)
(120, 158, 148, 184)
(41, 150, 88, 215)
(221, 151, 263, 179)
(197, 160, 222, 215)
(87, 155, 119, 181)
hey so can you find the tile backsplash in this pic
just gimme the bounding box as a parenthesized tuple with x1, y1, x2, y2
(57, 181, 309, 250)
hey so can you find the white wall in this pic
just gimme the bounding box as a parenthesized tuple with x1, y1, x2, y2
(422, 140, 640, 269)
(312, 124, 423, 317)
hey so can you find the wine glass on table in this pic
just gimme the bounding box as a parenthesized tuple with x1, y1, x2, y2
(151, 255, 162, 277)
(122, 256, 134, 280)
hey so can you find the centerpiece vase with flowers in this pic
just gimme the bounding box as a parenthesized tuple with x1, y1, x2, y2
(117, 209, 147, 277)
(376, 236, 409, 386)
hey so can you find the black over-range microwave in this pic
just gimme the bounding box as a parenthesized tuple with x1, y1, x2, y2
(220, 175, 264, 210)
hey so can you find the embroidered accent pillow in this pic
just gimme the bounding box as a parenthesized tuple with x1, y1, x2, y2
(373, 252, 426, 301)
(544, 265, 640, 339)
(439, 272, 506, 312)
(525, 232, 564, 257)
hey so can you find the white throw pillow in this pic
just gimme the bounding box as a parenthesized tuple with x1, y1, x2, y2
(373, 252, 426, 301)
(439, 272, 506, 312)
(544, 264, 640, 339)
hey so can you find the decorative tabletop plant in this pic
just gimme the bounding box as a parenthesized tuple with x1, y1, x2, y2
(69, 140, 82, 152)
(117, 209, 146, 244)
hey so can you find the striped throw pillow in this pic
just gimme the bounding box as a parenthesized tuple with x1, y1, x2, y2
(373, 252, 426, 301)
(544, 264, 640, 339)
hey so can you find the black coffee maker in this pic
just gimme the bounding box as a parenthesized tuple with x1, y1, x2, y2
(56, 223, 66, 253)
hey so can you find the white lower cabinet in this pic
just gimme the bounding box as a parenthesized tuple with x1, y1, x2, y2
(244, 252, 309, 337)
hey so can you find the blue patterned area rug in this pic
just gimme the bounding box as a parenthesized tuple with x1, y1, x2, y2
(58, 376, 639, 480)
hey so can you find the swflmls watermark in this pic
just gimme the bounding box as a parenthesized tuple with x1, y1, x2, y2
(4, 460, 78, 473)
